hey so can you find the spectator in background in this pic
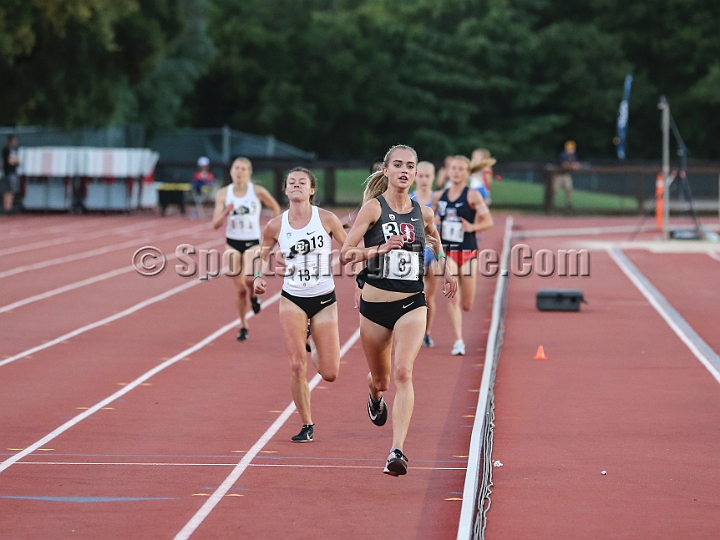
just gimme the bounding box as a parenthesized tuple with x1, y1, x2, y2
(370, 157, 384, 174)
(469, 148, 497, 204)
(193, 156, 215, 196)
(554, 140, 579, 208)
(434, 155, 455, 189)
(2, 135, 20, 214)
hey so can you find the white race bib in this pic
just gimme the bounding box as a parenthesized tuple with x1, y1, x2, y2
(442, 221, 464, 243)
(382, 250, 420, 281)
(287, 259, 321, 288)
(230, 215, 256, 233)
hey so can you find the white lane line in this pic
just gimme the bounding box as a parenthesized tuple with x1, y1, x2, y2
(709, 251, 720, 262)
(0, 223, 211, 279)
(0, 239, 224, 315)
(174, 328, 361, 540)
(0, 220, 156, 257)
(0, 219, 111, 240)
(0, 292, 282, 474)
(0, 280, 200, 367)
(511, 224, 657, 239)
(608, 246, 720, 385)
(15, 462, 466, 471)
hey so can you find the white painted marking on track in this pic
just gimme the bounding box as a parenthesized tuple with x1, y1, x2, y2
(0, 292, 281, 474)
(15, 462, 465, 471)
(608, 246, 720, 385)
(0, 219, 105, 240)
(512, 224, 658, 239)
(0, 238, 224, 315)
(173, 328, 361, 540)
(0, 220, 154, 257)
(0, 223, 210, 279)
(709, 251, 720, 262)
(0, 280, 199, 367)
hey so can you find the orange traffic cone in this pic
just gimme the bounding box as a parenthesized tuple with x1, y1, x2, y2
(533, 345, 547, 361)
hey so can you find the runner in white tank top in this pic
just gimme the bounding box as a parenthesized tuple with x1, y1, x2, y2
(213, 157, 280, 342)
(277, 205, 335, 297)
(224, 181, 262, 242)
(254, 167, 348, 443)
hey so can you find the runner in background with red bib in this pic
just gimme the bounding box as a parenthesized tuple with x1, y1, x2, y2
(433, 155, 494, 356)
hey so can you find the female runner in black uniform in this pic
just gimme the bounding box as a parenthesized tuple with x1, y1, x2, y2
(342, 145, 458, 476)
(432, 156, 493, 355)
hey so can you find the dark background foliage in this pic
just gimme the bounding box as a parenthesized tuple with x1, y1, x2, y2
(2, 0, 718, 159)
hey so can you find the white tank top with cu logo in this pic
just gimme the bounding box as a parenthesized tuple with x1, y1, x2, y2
(277, 206, 335, 298)
(225, 182, 261, 241)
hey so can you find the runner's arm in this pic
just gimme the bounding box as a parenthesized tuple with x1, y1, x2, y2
(340, 199, 402, 264)
(212, 187, 232, 230)
(464, 190, 493, 233)
(422, 205, 457, 298)
(320, 209, 348, 246)
(254, 217, 280, 295)
(255, 185, 282, 218)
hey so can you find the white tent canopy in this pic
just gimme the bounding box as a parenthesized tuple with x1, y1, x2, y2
(18, 147, 159, 177)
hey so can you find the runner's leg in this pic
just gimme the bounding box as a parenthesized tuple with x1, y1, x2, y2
(389, 307, 426, 451)
(309, 303, 340, 382)
(360, 315, 393, 399)
(445, 256, 463, 342)
(280, 298, 313, 425)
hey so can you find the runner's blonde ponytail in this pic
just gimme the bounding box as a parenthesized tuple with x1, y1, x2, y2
(362, 144, 418, 204)
(363, 170, 388, 203)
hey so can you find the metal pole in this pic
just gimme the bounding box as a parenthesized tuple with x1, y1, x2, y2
(659, 97, 670, 239)
(221, 125, 231, 165)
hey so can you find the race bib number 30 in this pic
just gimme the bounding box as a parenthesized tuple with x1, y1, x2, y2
(442, 221, 464, 243)
(382, 250, 420, 281)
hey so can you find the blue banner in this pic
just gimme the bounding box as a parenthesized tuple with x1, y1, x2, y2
(616, 73, 633, 159)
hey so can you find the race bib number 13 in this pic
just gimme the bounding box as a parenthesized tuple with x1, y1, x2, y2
(288, 260, 320, 288)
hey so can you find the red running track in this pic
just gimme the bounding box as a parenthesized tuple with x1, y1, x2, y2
(0, 213, 505, 539)
(487, 217, 720, 539)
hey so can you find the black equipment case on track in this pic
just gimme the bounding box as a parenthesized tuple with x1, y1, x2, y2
(536, 289, 587, 311)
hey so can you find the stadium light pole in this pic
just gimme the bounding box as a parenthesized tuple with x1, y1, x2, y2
(659, 97, 671, 239)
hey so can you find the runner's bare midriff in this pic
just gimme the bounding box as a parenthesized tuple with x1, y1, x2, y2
(361, 283, 417, 302)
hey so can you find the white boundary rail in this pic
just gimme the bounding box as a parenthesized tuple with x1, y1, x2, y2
(456, 216, 513, 540)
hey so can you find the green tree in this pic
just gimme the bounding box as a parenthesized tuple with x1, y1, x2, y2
(0, 0, 183, 128)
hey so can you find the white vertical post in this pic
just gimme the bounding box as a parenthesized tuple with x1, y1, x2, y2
(659, 97, 670, 239)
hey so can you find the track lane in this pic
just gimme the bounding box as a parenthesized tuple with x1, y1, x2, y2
(179, 229, 504, 539)
(0, 220, 212, 275)
(487, 240, 720, 539)
(0, 214, 503, 539)
(0, 274, 281, 454)
(623, 250, 720, 361)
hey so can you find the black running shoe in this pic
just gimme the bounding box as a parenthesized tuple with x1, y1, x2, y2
(367, 393, 387, 426)
(383, 448, 408, 476)
(291, 424, 314, 443)
(251, 296, 261, 314)
(237, 328, 248, 341)
(306, 322, 311, 353)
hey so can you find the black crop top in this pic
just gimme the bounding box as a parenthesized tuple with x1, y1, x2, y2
(359, 195, 426, 293)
